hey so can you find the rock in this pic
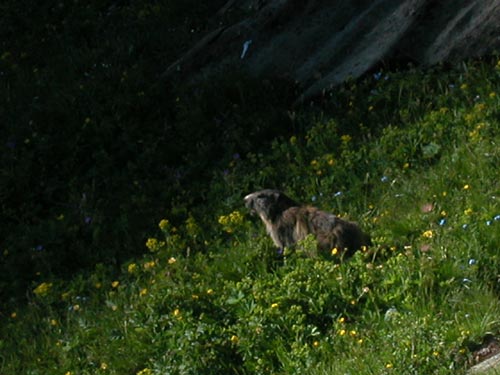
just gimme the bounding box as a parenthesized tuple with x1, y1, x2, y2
(161, 0, 500, 102)
(467, 353, 500, 374)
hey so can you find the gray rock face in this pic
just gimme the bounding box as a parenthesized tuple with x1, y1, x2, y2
(162, 0, 500, 101)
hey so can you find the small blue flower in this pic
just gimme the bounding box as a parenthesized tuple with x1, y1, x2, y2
(468, 259, 477, 266)
(381, 176, 389, 183)
(35, 245, 44, 251)
(494, 214, 500, 221)
(462, 278, 472, 284)
(373, 72, 383, 81)
(486, 220, 492, 226)
(462, 224, 468, 230)
(334, 191, 342, 197)
(311, 195, 317, 202)
(438, 218, 446, 226)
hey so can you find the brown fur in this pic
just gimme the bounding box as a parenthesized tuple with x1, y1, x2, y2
(244, 189, 370, 256)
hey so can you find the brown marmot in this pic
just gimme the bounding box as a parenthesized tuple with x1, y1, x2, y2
(244, 189, 370, 256)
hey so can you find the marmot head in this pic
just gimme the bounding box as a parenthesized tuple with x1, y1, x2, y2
(244, 189, 298, 222)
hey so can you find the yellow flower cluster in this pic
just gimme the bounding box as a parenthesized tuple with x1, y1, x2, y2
(422, 230, 433, 239)
(146, 237, 159, 251)
(469, 122, 486, 142)
(218, 210, 244, 233)
(128, 263, 137, 273)
(145, 237, 166, 252)
(33, 282, 52, 297)
(340, 134, 352, 143)
(158, 219, 170, 231)
(310, 153, 336, 176)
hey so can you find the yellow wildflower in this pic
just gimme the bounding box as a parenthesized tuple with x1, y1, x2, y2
(339, 329, 346, 336)
(331, 248, 338, 256)
(313, 340, 320, 348)
(139, 288, 148, 297)
(464, 208, 473, 216)
(463, 184, 471, 190)
(271, 303, 279, 309)
(422, 230, 433, 239)
(128, 263, 137, 273)
(230, 335, 239, 344)
(340, 134, 352, 143)
(158, 219, 169, 231)
(168, 257, 176, 265)
(136, 368, 153, 375)
(145, 238, 159, 252)
(33, 282, 52, 297)
(111, 281, 120, 288)
(61, 291, 71, 300)
(100, 362, 108, 370)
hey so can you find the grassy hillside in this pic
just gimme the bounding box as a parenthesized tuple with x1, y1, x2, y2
(1, 57, 499, 374)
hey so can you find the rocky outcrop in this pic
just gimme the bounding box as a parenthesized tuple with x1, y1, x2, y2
(162, 0, 500, 102)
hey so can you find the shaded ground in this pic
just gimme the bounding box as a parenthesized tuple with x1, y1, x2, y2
(162, 0, 500, 102)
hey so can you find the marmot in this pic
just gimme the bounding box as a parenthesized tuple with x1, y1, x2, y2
(244, 189, 370, 256)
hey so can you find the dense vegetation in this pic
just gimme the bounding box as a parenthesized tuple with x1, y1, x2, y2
(1, 1, 500, 374)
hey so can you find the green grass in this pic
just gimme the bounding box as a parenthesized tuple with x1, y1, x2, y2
(2, 1, 500, 371)
(1, 57, 499, 375)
